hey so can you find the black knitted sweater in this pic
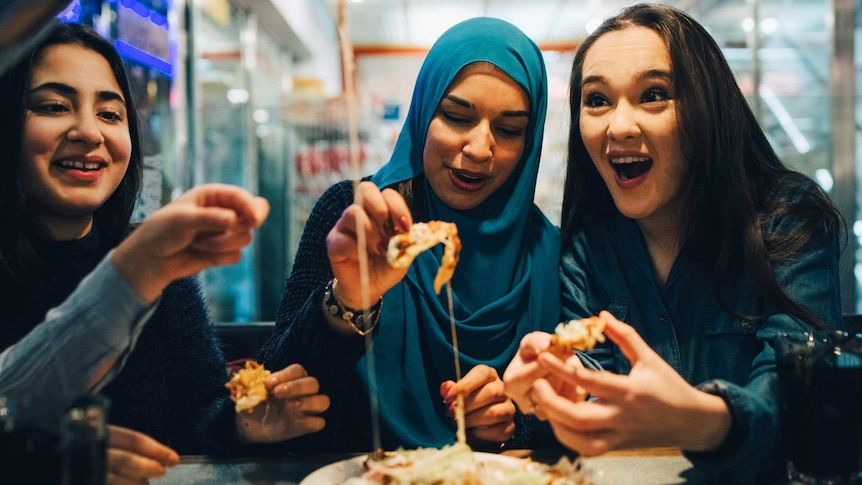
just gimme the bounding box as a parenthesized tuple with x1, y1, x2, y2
(0, 225, 237, 454)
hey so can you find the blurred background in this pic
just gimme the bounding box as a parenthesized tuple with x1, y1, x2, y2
(57, 0, 861, 323)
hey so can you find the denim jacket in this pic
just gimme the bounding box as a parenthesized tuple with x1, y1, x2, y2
(560, 178, 843, 483)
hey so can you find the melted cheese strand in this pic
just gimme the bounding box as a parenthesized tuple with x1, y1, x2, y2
(337, 0, 381, 454)
(447, 283, 466, 444)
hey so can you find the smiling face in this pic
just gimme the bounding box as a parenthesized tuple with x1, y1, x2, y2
(422, 62, 529, 211)
(579, 26, 688, 228)
(21, 43, 132, 240)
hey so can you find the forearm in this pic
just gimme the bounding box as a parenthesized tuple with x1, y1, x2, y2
(0, 254, 154, 424)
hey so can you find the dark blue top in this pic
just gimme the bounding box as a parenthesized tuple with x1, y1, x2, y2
(560, 175, 843, 483)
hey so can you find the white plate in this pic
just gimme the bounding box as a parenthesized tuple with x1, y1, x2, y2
(299, 451, 525, 485)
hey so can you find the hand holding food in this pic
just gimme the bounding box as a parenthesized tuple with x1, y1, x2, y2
(231, 362, 330, 443)
(532, 311, 732, 455)
(226, 360, 271, 414)
(502, 316, 607, 415)
(441, 364, 515, 448)
(326, 181, 413, 311)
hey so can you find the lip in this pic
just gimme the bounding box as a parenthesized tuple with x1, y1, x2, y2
(52, 155, 108, 182)
(448, 167, 489, 192)
(606, 150, 652, 189)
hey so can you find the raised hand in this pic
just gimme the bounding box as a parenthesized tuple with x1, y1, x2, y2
(440, 364, 515, 448)
(106, 425, 179, 484)
(112, 183, 270, 302)
(326, 181, 413, 311)
(530, 311, 731, 456)
(236, 363, 330, 443)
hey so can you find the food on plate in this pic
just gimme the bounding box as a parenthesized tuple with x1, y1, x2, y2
(225, 360, 271, 413)
(343, 442, 593, 485)
(547, 315, 607, 356)
(386, 221, 461, 294)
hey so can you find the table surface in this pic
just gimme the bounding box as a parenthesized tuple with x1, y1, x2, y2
(152, 447, 703, 485)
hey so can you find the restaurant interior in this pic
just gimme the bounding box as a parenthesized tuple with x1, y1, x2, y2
(58, 0, 862, 327)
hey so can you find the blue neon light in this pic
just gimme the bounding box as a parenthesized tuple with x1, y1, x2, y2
(57, 0, 83, 23)
(115, 41, 173, 76)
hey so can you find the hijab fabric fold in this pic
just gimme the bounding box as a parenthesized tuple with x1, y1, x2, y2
(361, 17, 561, 448)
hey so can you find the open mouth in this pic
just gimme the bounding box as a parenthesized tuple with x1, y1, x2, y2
(453, 171, 482, 184)
(611, 156, 652, 181)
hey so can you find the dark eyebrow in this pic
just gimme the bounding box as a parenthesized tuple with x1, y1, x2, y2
(30, 82, 126, 103)
(442, 94, 529, 118)
(582, 69, 672, 88)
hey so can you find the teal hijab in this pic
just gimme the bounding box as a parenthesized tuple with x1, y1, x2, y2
(360, 17, 561, 448)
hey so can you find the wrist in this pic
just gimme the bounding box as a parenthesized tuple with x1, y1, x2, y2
(322, 278, 382, 336)
(111, 247, 165, 303)
(681, 390, 732, 452)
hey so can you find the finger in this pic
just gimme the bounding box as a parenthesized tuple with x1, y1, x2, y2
(189, 228, 253, 253)
(443, 365, 497, 403)
(463, 398, 515, 428)
(292, 415, 326, 434)
(183, 184, 270, 227)
(520, 332, 553, 360)
(106, 470, 149, 485)
(108, 426, 179, 466)
(353, 182, 394, 254)
(271, 376, 321, 400)
(380, 187, 412, 232)
(107, 447, 170, 482)
(266, 363, 308, 387)
(599, 310, 653, 366)
(537, 353, 630, 401)
(440, 380, 455, 399)
(549, 420, 616, 457)
(531, 379, 618, 431)
(327, 204, 372, 262)
(469, 420, 515, 445)
(278, 391, 331, 415)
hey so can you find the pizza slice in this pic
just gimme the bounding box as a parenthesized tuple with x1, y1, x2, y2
(225, 360, 271, 413)
(547, 314, 607, 356)
(386, 220, 461, 294)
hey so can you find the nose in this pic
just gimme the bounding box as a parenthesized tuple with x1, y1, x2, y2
(461, 122, 493, 162)
(606, 101, 641, 141)
(66, 113, 104, 147)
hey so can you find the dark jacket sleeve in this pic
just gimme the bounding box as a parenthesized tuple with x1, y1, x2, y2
(257, 180, 370, 452)
(684, 176, 844, 483)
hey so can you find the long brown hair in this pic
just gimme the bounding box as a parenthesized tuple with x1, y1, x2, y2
(561, 3, 845, 328)
(0, 22, 143, 283)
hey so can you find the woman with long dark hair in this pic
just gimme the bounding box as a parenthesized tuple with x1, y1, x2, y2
(504, 4, 845, 483)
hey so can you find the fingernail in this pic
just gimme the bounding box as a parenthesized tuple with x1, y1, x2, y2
(399, 216, 410, 232)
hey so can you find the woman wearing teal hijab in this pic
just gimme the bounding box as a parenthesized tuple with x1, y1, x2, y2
(258, 17, 561, 452)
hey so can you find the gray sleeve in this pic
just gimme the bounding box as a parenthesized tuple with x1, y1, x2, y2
(0, 251, 156, 424)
